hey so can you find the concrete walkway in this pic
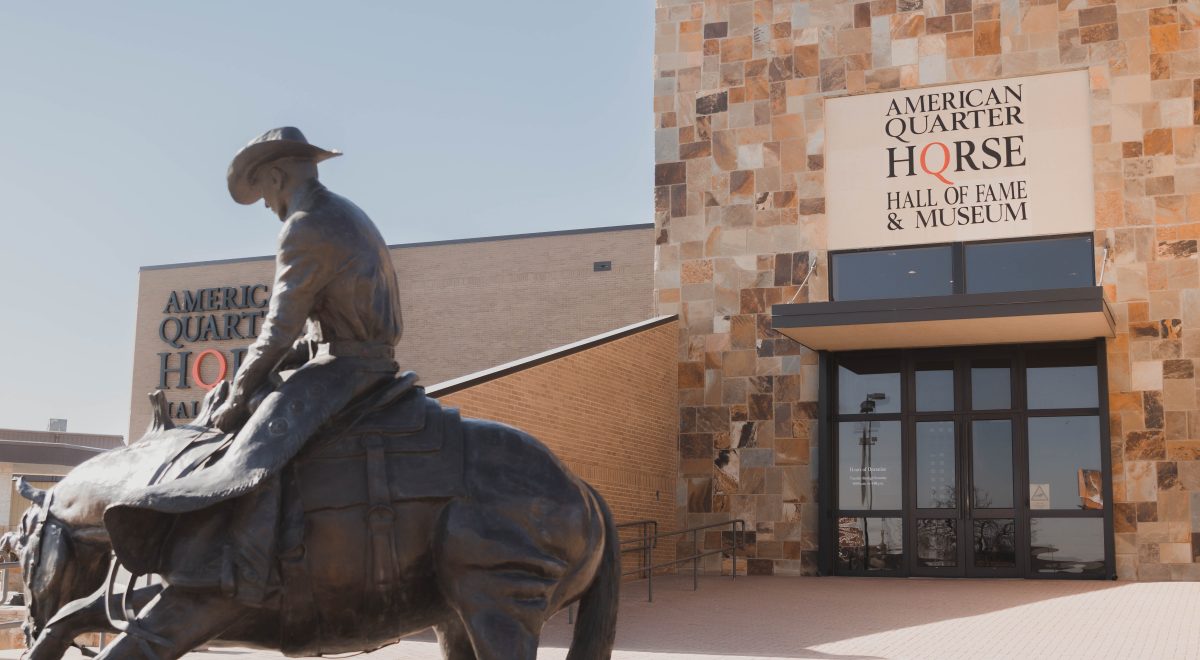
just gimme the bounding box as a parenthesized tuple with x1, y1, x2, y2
(5, 575, 1199, 659)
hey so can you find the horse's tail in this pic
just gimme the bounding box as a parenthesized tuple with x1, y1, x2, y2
(566, 483, 620, 660)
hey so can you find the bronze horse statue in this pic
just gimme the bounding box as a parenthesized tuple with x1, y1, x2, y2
(7, 385, 619, 660)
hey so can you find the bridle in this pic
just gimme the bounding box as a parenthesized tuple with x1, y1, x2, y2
(21, 489, 55, 643)
(95, 427, 221, 660)
(20, 492, 125, 659)
(20, 426, 223, 660)
(23, 422, 234, 658)
(21, 491, 95, 656)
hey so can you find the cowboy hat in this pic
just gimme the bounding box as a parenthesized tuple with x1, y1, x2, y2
(226, 127, 341, 205)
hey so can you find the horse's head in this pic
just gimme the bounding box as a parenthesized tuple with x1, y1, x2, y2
(12, 386, 230, 647)
(10, 478, 110, 647)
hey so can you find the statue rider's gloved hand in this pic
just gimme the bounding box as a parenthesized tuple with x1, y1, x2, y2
(212, 399, 251, 433)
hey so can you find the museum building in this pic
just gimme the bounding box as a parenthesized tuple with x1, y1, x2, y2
(652, 0, 1200, 581)
(0, 427, 123, 535)
(129, 224, 684, 574)
(124, 1, 1200, 584)
(128, 224, 656, 436)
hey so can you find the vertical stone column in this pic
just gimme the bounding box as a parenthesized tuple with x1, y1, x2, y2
(653, 0, 1200, 579)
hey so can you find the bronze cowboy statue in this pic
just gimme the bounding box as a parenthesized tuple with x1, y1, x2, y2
(214, 126, 407, 606)
(6, 128, 620, 660)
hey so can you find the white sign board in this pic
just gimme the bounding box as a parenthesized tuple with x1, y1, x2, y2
(849, 466, 888, 488)
(826, 71, 1095, 250)
(1030, 483, 1051, 510)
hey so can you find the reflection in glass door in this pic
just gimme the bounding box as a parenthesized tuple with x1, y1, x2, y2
(968, 419, 1018, 576)
(834, 355, 904, 575)
(913, 420, 961, 575)
(828, 342, 1112, 579)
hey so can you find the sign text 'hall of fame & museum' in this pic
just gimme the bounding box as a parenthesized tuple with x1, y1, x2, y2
(826, 70, 1095, 251)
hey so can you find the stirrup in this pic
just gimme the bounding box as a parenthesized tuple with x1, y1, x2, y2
(103, 555, 172, 656)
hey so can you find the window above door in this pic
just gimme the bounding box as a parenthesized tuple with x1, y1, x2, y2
(773, 234, 1113, 352)
(831, 234, 1095, 302)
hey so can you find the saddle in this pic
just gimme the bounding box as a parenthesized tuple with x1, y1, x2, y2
(110, 374, 466, 656)
(293, 387, 465, 508)
(277, 385, 466, 655)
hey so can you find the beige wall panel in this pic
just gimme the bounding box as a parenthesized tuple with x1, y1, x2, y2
(128, 226, 654, 437)
(436, 319, 679, 576)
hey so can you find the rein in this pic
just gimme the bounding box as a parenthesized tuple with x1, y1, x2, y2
(98, 427, 223, 659)
(24, 490, 56, 637)
(25, 493, 99, 658)
(26, 495, 147, 659)
(102, 557, 169, 656)
(69, 640, 98, 658)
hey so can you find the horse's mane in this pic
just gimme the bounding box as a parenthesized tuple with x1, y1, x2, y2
(44, 425, 220, 534)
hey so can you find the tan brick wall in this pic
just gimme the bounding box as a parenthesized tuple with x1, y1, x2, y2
(128, 226, 654, 438)
(435, 319, 680, 576)
(654, 0, 1200, 579)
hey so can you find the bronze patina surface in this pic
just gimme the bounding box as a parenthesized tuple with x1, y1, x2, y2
(7, 129, 619, 660)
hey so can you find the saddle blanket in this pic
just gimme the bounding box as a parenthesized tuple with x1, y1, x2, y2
(293, 391, 465, 509)
(278, 391, 466, 655)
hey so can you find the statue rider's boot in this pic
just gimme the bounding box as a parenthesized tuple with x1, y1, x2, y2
(228, 475, 282, 606)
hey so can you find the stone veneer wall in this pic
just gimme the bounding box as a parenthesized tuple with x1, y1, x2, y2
(653, 0, 1200, 579)
(433, 319, 680, 575)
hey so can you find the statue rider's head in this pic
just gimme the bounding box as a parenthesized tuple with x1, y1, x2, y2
(226, 127, 340, 220)
(251, 157, 318, 221)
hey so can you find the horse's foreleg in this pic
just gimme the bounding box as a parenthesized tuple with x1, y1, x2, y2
(93, 588, 246, 660)
(24, 584, 162, 660)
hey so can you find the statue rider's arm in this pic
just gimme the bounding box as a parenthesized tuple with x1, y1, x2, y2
(219, 216, 332, 427)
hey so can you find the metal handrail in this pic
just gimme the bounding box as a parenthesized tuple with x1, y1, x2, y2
(566, 517, 745, 623)
(567, 519, 659, 624)
(0, 561, 22, 630)
(615, 519, 657, 582)
(0, 561, 20, 605)
(0, 561, 108, 648)
(618, 519, 746, 602)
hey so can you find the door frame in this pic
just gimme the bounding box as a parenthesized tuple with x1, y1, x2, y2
(907, 415, 965, 577)
(820, 340, 1115, 579)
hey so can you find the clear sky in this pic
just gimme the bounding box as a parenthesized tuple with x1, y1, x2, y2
(0, 2, 654, 437)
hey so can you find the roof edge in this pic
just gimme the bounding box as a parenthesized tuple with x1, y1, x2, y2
(139, 223, 655, 272)
(426, 315, 678, 398)
(0, 439, 108, 453)
(0, 429, 123, 441)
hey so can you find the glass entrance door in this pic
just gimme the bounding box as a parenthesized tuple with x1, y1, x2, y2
(965, 418, 1019, 576)
(829, 342, 1112, 579)
(908, 360, 1020, 577)
(912, 419, 963, 575)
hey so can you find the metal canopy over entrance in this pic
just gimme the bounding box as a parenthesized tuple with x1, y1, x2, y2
(773, 287, 1115, 352)
(817, 340, 1114, 579)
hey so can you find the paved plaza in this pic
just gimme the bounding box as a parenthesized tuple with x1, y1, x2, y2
(4, 574, 1199, 659)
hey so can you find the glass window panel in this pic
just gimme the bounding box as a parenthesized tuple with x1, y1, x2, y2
(971, 359, 1010, 410)
(837, 355, 900, 415)
(837, 517, 904, 572)
(972, 420, 1013, 509)
(916, 421, 956, 509)
(1030, 518, 1105, 576)
(838, 421, 902, 510)
(916, 519, 958, 568)
(973, 518, 1016, 568)
(832, 246, 954, 301)
(916, 360, 954, 411)
(965, 236, 1094, 294)
(1028, 416, 1103, 510)
(1027, 347, 1098, 409)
